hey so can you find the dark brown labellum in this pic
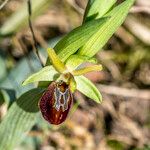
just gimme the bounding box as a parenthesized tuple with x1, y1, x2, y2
(39, 81, 73, 125)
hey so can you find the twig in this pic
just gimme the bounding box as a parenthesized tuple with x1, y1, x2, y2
(130, 6, 150, 15)
(97, 84, 150, 100)
(0, 0, 9, 10)
(66, 0, 84, 15)
(125, 16, 150, 45)
(27, 0, 44, 67)
(97, 52, 122, 80)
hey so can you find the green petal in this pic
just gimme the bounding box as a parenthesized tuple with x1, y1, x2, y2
(47, 48, 67, 73)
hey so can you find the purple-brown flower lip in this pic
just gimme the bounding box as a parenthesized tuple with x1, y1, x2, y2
(39, 81, 73, 125)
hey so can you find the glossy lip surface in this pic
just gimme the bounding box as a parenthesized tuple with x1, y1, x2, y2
(39, 81, 73, 125)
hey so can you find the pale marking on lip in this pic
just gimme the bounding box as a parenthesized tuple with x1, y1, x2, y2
(54, 86, 70, 112)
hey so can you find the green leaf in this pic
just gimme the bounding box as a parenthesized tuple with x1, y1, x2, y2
(0, 88, 44, 150)
(0, 0, 53, 36)
(0, 56, 7, 81)
(84, 0, 116, 22)
(22, 66, 58, 86)
(107, 139, 125, 150)
(66, 54, 97, 70)
(74, 76, 102, 103)
(78, 0, 135, 57)
(53, 17, 108, 62)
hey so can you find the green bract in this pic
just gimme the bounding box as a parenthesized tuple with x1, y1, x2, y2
(84, 0, 116, 22)
(48, 17, 109, 63)
(78, 0, 135, 57)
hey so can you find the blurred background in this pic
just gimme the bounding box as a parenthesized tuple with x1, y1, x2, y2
(0, 0, 150, 150)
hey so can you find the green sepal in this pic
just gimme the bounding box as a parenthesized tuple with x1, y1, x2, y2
(74, 75, 102, 103)
(22, 66, 59, 86)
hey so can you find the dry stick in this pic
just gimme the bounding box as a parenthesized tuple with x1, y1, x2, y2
(130, 6, 150, 15)
(97, 84, 150, 100)
(27, 0, 44, 67)
(0, 0, 9, 10)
